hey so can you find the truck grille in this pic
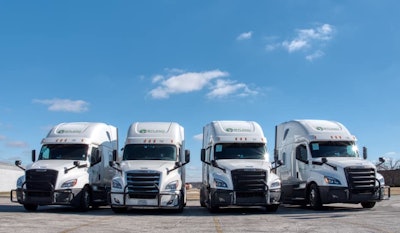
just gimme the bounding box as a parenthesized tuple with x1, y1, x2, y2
(231, 169, 267, 204)
(25, 169, 58, 197)
(126, 170, 161, 199)
(345, 167, 376, 193)
(232, 169, 267, 191)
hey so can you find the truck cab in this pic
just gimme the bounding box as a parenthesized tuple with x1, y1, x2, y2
(109, 122, 190, 213)
(200, 121, 281, 212)
(11, 122, 118, 211)
(274, 119, 390, 209)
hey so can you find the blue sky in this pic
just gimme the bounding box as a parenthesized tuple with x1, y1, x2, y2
(1, 0, 399, 181)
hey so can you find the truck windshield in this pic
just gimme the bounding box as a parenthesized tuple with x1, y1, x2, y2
(214, 143, 266, 160)
(123, 144, 177, 161)
(38, 144, 88, 161)
(309, 141, 359, 158)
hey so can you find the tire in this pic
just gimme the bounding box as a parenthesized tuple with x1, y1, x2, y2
(77, 186, 91, 211)
(265, 204, 279, 212)
(200, 187, 206, 207)
(23, 204, 38, 211)
(175, 191, 185, 213)
(361, 201, 376, 209)
(207, 192, 219, 213)
(308, 183, 322, 210)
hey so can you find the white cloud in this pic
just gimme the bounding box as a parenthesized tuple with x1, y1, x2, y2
(207, 79, 258, 98)
(267, 23, 334, 61)
(149, 69, 259, 99)
(237, 31, 253, 41)
(149, 70, 229, 99)
(193, 134, 203, 141)
(0, 135, 6, 140)
(282, 39, 308, 53)
(306, 50, 325, 61)
(33, 98, 89, 113)
(6, 141, 28, 148)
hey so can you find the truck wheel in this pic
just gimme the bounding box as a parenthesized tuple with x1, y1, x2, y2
(265, 204, 279, 212)
(309, 183, 322, 210)
(200, 187, 206, 207)
(111, 206, 127, 213)
(207, 193, 219, 213)
(78, 186, 91, 211)
(361, 201, 376, 209)
(175, 191, 185, 213)
(24, 204, 38, 211)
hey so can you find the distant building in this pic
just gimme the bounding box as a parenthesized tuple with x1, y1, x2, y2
(0, 162, 24, 192)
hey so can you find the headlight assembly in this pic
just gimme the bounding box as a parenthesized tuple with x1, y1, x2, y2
(324, 176, 341, 185)
(112, 179, 123, 189)
(61, 179, 78, 188)
(214, 178, 228, 188)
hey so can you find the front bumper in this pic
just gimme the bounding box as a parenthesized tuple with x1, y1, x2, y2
(109, 189, 182, 209)
(209, 188, 281, 207)
(10, 187, 80, 206)
(319, 185, 390, 204)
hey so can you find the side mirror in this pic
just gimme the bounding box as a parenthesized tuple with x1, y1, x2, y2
(277, 159, 283, 166)
(15, 160, 22, 166)
(185, 149, 190, 163)
(200, 149, 205, 162)
(379, 157, 385, 163)
(363, 147, 368, 159)
(15, 160, 25, 171)
(31, 150, 36, 162)
(112, 150, 117, 161)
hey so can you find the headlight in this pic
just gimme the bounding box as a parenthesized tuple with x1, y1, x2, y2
(112, 179, 123, 189)
(165, 180, 179, 191)
(214, 178, 228, 188)
(270, 180, 281, 189)
(16, 176, 25, 188)
(61, 179, 78, 188)
(376, 173, 385, 186)
(324, 176, 341, 185)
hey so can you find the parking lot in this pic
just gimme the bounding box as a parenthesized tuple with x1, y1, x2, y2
(1, 193, 399, 233)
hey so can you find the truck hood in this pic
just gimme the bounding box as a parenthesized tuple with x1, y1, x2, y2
(315, 157, 375, 169)
(215, 159, 271, 171)
(26, 160, 86, 172)
(120, 160, 177, 172)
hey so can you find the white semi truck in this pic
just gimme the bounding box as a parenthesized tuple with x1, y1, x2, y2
(200, 120, 281, 212)
(109, 122, 190, 213)
(274, 119, 390, 209)
(11, 122, 118, 211)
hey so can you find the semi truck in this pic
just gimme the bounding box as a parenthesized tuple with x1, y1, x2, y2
(109, 122, 190, 213)
(274, 119, 390, 209)
(11, 122, 118, 211)
(200, 120, 281, 212)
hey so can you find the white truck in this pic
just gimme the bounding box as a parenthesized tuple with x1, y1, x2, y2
(274, 119, 390, 209)
(109, 122, 190, 213)
(11, 122, 118, 211)
(200, 120, 281, 212)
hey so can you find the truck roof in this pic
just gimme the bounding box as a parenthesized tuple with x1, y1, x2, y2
(125, 122, 184, 145)
(276, 119, 356, 145)
(203, 121, 266, 146)
(43, 122, 117, 146)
